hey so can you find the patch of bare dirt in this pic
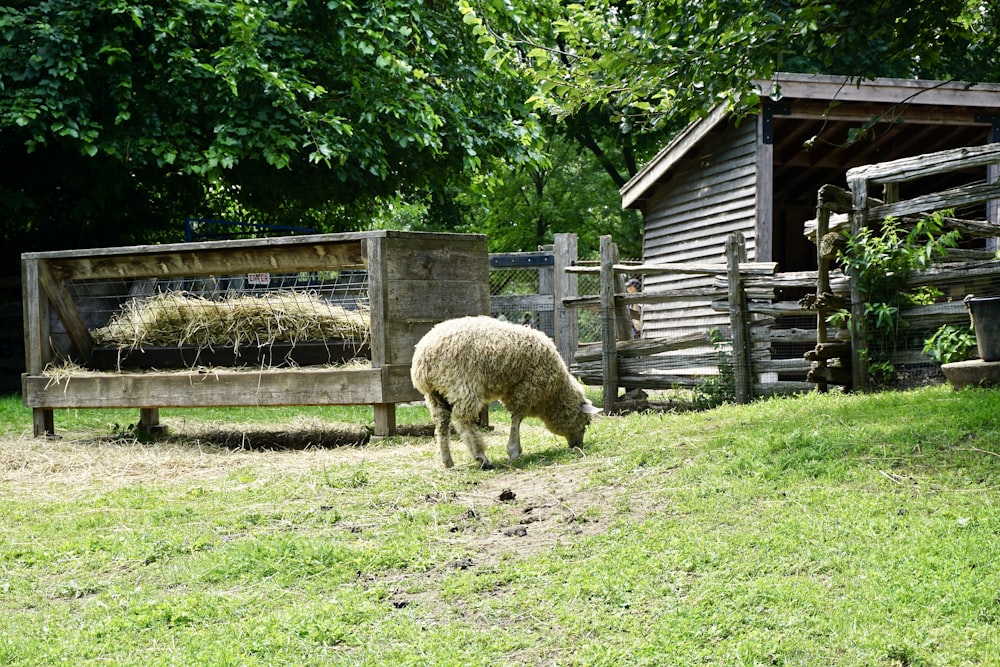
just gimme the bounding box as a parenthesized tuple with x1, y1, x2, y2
(454, 461, 616, 554)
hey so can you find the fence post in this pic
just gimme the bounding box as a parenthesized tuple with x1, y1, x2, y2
(847, 176, 871, 391)
(552, 233, 579, 367)
(599, 235, 619, 411)
(726, 232, 752, 403)
(537, 246, 555, 335)
(814, 191, 831, 393)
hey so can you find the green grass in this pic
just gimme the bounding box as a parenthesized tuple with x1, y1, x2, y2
(2, 386, 1000, 665)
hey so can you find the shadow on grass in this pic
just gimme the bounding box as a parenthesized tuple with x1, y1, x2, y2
(128, 421, 440, 451)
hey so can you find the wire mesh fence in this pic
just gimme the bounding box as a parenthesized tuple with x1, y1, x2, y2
(58, 271, 372, 371)
(488, 265, 550, 330)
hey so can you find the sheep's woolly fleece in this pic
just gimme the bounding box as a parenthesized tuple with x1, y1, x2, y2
(411, 316, 597, 467)
(412, 317, 586, 409)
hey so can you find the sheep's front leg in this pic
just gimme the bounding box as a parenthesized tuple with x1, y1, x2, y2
(507, 414, 523, 462)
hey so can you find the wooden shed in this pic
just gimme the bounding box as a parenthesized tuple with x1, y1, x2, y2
(620, 72, 1000, 339)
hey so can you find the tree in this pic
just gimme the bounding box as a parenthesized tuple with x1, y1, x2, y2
(460, 0, 1000, 130)
(0, 0, 540, 263)
(454, 132, 642, 257)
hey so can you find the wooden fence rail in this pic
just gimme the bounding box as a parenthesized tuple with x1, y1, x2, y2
(565, 232, 817, 410)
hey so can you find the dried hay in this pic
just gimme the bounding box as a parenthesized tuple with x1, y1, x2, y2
(0, 415, 432, 493)
(92, 291, 370, 353)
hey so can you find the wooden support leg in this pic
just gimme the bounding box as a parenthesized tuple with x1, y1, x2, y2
(373, 403, 397, 438)
(139, 408, 166, 436)
(33, 408, 54, 438)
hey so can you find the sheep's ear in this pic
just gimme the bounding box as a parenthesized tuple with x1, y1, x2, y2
(580, 402, 602, 415)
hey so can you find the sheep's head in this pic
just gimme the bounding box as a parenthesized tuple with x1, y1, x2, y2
(561, 400, 602, 448)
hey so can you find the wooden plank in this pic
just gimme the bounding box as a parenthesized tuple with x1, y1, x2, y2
(21, 367, 423, 409)
(621, 103, 731, 209)
(381, 364, 423, 401)
(848, 177, 870, 390)
(574, 330, 713, 363)
(814, 198, 832, 393)
(727, 232, 752, 403)
(384, 234, 488, 281)
(906, 260, 1000, 285)
(38, 260, 94, 363)
(868, 182, 1000, 221)
(576, 371, 708, 389)
(898, 301, 968, 329)
(711, 300, 810, 317)
(32, 408, 54, 437)
(753, 381, 815, 396)
(553, 233, 580, 367)
(387, 280, 490, 320)
(644, 209, 759, 250)
(817, 184, 854, 214)
(643, 167, 756, 214)
(756, 73, 1000, 109)
(139, 408, 161, 433)
(44, 241, 367, 282)
(599, 236, 620, 410)
(847, 143, 1000, 185)
(755, 358, 811, 373)
(616, 352, 723, 374)
(373, 403, 396, 438)
(366, 235, 389, 368)
(566, 261, 777, 277)
(750, 327, 850, 343)
(21, 257, 50, 374)
(755, 113, 774, 261)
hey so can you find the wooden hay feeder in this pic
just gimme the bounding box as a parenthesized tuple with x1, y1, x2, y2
(21, 231, 489, 437)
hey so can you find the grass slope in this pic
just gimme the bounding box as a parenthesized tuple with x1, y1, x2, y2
(1, 386, 999, 666)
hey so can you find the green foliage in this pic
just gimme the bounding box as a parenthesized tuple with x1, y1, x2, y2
(923, 324, 978, 364)
(694, 328, 736, 408)
(461, 0, 1000, 130)
(831, 212, 960, 387)
(454, 132, 643, 255)
(0, 0, 540, 260)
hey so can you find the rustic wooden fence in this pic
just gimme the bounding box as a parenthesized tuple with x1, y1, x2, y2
(810, 142, 1000, 391)
(565, 233, 820, 410)
(568, 142, 1000, 409)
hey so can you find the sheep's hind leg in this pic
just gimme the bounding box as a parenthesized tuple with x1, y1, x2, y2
(506, 413, 523, 463)
(426, 394, 454, 468)
(450, 398, 492, 468)
(453, 421, 491, 469)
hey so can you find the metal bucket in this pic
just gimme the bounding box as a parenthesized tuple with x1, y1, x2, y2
(965, 295, 1000, 361)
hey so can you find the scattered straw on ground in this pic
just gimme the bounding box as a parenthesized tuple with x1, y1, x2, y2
(0, 416, 426, 494)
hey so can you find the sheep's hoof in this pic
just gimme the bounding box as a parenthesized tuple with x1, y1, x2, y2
(479, 459, 493, 470)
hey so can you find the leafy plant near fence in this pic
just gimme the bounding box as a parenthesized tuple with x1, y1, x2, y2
(831, 211, 961, 387)
(923, 323, 977, 364)
(694, 328, 736, 408)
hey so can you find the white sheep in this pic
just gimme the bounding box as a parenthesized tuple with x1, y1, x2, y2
(410, 315, 601, 468)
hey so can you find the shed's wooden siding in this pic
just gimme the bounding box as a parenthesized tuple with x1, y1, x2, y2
(640, 119, 759, 339)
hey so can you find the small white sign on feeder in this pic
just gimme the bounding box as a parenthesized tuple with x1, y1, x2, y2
(247, 273, 271, 286)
